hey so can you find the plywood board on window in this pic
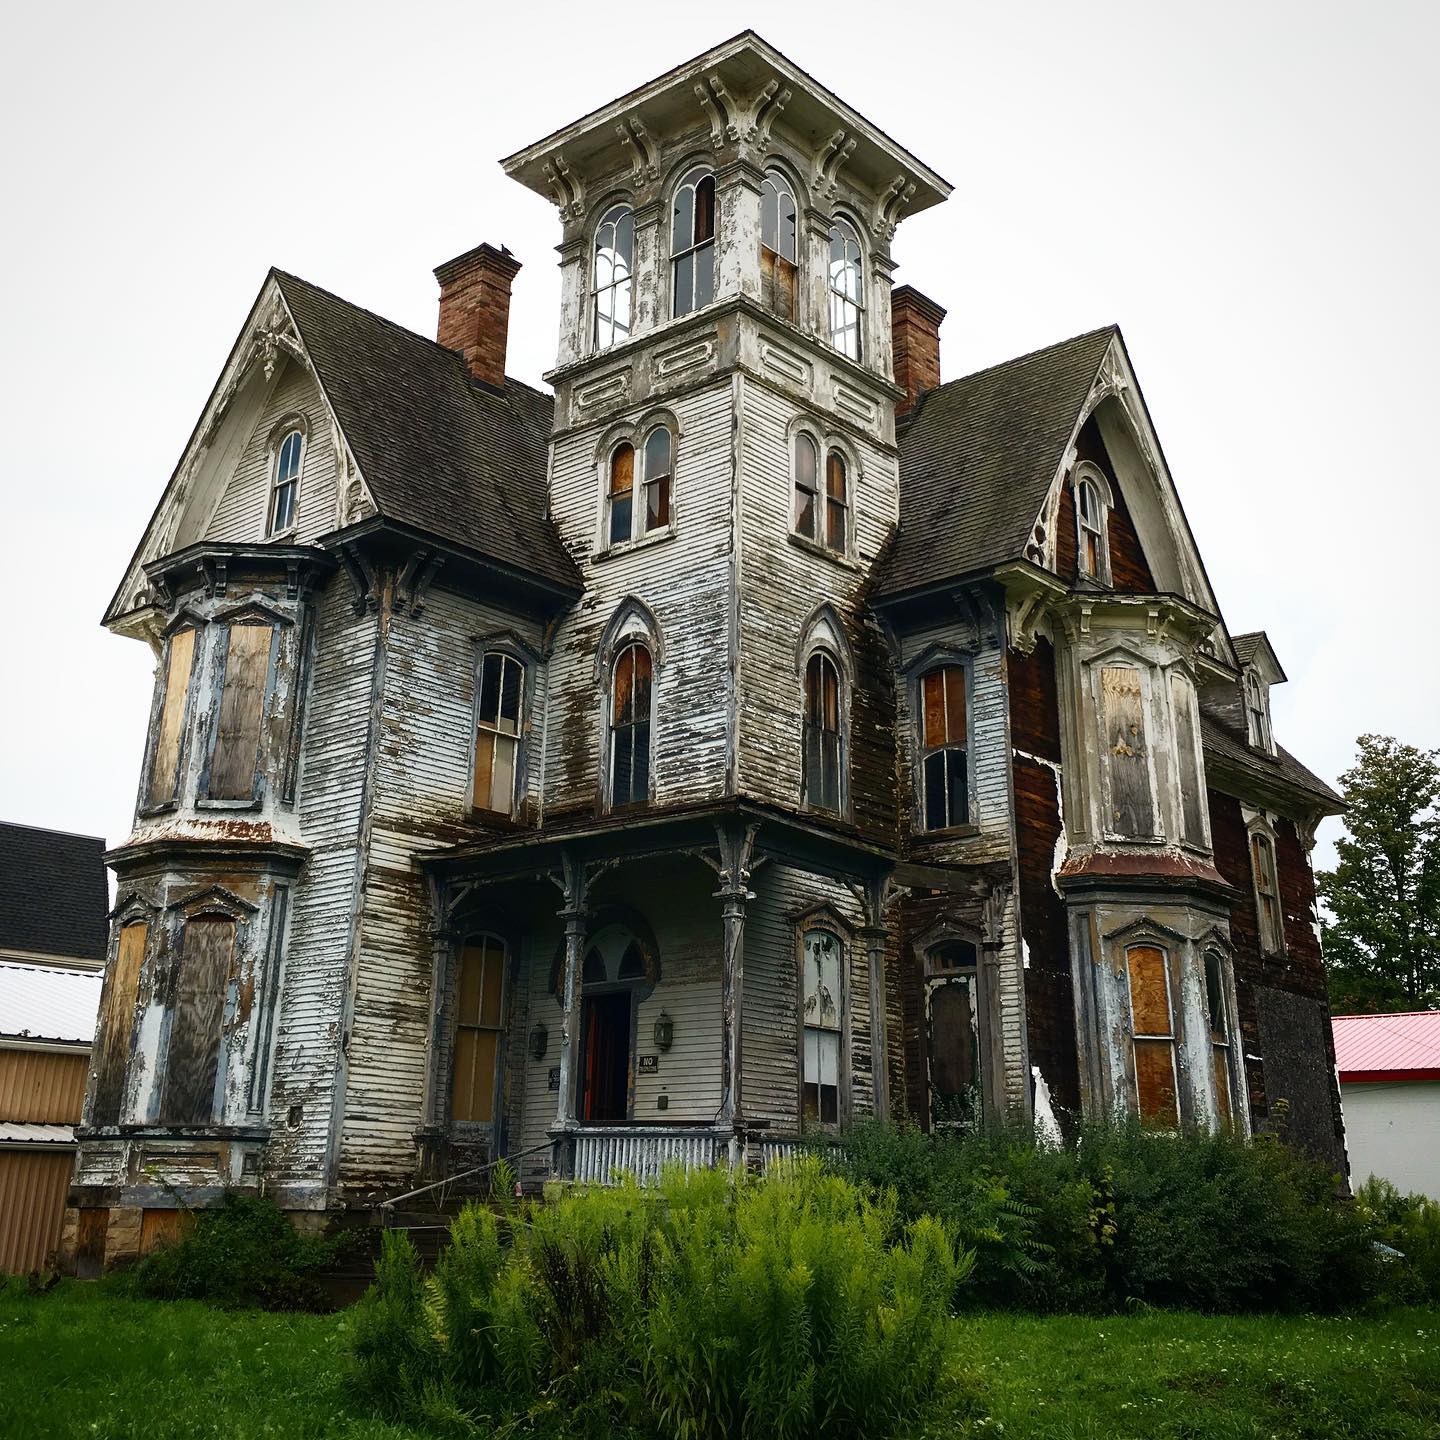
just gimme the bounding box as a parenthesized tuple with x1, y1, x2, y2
(160, 917, 235, 1125)
(91, 922, 146, 1125)
(209, 624, 271, 800)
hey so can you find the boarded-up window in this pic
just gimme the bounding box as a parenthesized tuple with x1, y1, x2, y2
(451, 935, 506, 1125)
(1126, 945, 1178, 1127)
(92, 922, 147, 1125)
(610, 641, 652, 808)
(1170, 672, 1206, 844)
(920, 664, 969, 830)
(803, 652, 842, 814)
(1251, 831, 1284, 954)
(608, 443, 635, 546)
(148, 628, 196, 808)
(1205, 951, 1232, 1125)
(1101, 665, 1155, 837)
(160, 916, 236, 1125)
(473, 652, 523, 815)
(207, 624, 273, 801)
(802, 928, 843, 1125)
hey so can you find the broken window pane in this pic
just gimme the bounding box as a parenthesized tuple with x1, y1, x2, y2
(1251, 832, 1283, 953)
(825, 450, 848, 552)
(672, 167, 717, 317)
(643, 427, 671, 532)
(929, 973, 980, 1129)
(474, 652, 524, 814)
(608, 443, 634, 545)
(794, 433, 818, 539)
(802, 928, 843, 1125)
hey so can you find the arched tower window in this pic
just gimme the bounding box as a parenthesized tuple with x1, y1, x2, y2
(1074, 465, 1111, 583)
(610, 640, 653, 808)
(827, 219, 863, 359)
(268, 429, 303, 536)
(593, 204, 634, 350)
(760, 167, 798, 321)
(672, 167, 716, 317)
(607, 442, 635, 546)
(802, 650, 843, 814)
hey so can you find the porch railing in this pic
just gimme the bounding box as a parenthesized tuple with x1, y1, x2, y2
(570, 1126, 721, 1185)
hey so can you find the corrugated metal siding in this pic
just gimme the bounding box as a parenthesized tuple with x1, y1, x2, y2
(0, 1149, 73, 1273)
(0, 1049, 88, 1124)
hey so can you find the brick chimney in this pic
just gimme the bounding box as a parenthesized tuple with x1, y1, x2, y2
(434, 242, 522, 390)
(891, 285, 947, 417)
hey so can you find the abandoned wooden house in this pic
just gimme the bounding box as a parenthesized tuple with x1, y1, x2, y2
(65, 32, 1348, 1267)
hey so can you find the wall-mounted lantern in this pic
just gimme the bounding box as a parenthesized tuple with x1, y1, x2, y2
(529, 1020, 549, 1060)
(653, 1010, 674, 1052)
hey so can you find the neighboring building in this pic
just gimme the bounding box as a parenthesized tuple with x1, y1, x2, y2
(0, 823, 106, 1273)
(1334, 1012, 1440, 1198)
(67, 32, 1347, 1268)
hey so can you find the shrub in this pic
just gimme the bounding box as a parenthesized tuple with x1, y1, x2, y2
(127, 1194, 351, 1311)
(349, 1159, 972, 1439)
(1355, 1175, 1440, 1303)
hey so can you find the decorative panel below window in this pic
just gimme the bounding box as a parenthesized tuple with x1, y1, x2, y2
(208, 625, 273, 800)
(160, 916, 236, 1125)
(802, 928, 843, 1125)
(1126, 945, 1178, 1127)
(451, 937, 505, 1125)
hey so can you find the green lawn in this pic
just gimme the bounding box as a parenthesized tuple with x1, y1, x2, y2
(1, 1282, 1436, 1439)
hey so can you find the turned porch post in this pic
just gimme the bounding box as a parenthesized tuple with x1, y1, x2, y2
(716, 822, 758, 1136)
(861, 871, 893, 1123)
(551, 851, 589, 1175)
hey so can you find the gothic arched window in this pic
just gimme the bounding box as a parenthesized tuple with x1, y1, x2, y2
(610, 640, 653, 808)
(1073, 464, 1111, 583)
(593, 204, 634, 350)
(827, 219, 863, 359)
(672, 167, 716, 317)
(802, 650, 843, 814)
(268, 429, 303, 535)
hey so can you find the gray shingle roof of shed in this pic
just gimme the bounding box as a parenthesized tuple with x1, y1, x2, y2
(0, 823, 107, 963)
(273, 271, 581, 594)
(875, 326, 1117, 599)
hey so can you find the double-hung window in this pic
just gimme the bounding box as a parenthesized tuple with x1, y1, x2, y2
(607, 430, 673, 545)
(1251, 830, 1284, 954)
(802, 927, 843, 1125)
(268, 429, 303, 536)
(473, 652, 523, 815)
(793, 436, 848, 555)
(451, 935, 506, 1125)
(672, 168, 716, 317)
(642, 427, 672, 532)
(760, 168, 798, 321)
(827, 220, 863, 358)
(593, 204, 634, 350)
(1126, 944, 1179, 1127)
(1076, 476, 1107, 580)
(919, 664, 969, 830)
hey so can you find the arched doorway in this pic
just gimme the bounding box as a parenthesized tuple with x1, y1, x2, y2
(577, 922, 655, 1123)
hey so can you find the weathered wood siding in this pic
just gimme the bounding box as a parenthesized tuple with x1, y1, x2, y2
(205, 362, 337, 544)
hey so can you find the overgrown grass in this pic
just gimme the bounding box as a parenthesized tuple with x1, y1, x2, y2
(2, 1281, 1436, 1439)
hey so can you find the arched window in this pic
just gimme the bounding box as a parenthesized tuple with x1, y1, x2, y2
(642, 426, 672, 533)
(1075, 472, 1109, 581)
(607, 442, 635, 546)
(1250, 829, 1284, 954)
(268, 429, 303, 535)
(1243, 669, 1272, 752)
(593, 204, 634, 350)
(919, 664, 969, 830)
(827, 219, 863, 359)
(1204, 950, 1233, 1125)
(793, 432, 819, 540)
(925, 937, 982, 1130)
(672, 167, 716, 317)
(1126, 944, 1178, 1127)
(610, 641, 653, 808)
(473, 651, 523, 815)
(451, 933, 506, 1125)
(802, 927, 843, 1125)
(760, 168, 798, 321)
(802, 651, 842, 813)
(824, 450, 848, 552)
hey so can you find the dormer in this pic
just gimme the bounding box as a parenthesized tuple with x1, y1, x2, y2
(1233, 631, 1286, 754)
(501, 31, 950, 387)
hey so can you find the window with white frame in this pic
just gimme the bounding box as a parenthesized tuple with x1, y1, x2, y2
(671, 167, 716, 317)
(593, 204, 634, 350)
(606, 430, 672, 546)
(1126, 943, 1178, 1127)
(793, 431, 820, 541)
(268, 429, 303, 536)
(1204, 949, 1234, 1125)
(609, 640, 653, 808)
(606, 442, 635, 547)
(1243, 668, 1273, 752)
(472, 651, 523, 815)
(1099, 664, 1156, 837)
(641, 426, 672, 533)
(450, 933, 506, 1125)
(760, 167, 798, 321)
(1250, 827, 1284, 954)
(802, 926, 843, 1125)
(1074, 466, 1110, 583)
(919, 664, 969, 831)
(802, 650, 843, 814)
(827, 219, 863, 359)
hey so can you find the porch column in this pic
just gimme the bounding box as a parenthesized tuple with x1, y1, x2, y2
(715, 823, 758, 1137)
(862, 872, 894, 1123)
(551, 852, 589, 1176)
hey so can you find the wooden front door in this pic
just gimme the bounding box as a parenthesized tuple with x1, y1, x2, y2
(580, 991, 631, 1123)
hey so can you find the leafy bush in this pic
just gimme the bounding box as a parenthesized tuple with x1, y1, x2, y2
(350, 1159, 973, 1438)
(1355, 1175, 1440, 1303)
(127, 1194, 351, 1311)
(828, 1119, 1378, 1313)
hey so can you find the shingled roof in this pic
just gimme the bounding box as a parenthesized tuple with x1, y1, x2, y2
(874, 326, 1117, 600)
(0, 823, 108, 964)
(1200, 714, 1343, 810)
(273, 271, 582, 595)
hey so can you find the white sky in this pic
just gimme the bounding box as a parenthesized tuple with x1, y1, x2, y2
(2, 1, 1436, 872)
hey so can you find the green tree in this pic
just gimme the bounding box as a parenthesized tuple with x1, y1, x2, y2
(1317, 734, 1440, 1013)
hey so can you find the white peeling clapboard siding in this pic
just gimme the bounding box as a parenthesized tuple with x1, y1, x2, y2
(543, 381, 734, 813)
(205, 362, 335, 545)
(265, 577, 376, 1191)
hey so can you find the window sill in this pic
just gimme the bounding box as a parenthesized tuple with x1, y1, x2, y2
(914, 823, 981, 841)
(195, 797, 262, 813)
(593, 527, 676, 563)
(787, 532, 858, 571)
(265, 526, 299, 545)
(137, 802, 180, 821)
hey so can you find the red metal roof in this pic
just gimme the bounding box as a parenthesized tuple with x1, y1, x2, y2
(1333, 1011, 1440, 1082)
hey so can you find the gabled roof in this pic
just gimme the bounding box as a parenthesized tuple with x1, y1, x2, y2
(0, 962, 102, 1045)
(1200, 712, 1342, 810)
(1231, 630, 1288, 684)
(874, 326, 1117, 600)
(1333, 1011, 1440, 1081)
(272, 272, 582, 594)
(0, 823, 107, 964)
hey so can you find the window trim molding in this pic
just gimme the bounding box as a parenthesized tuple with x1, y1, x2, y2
(795, 909, 851, 1131)
(265, 415, 309, 540)
(1071, 460, 1113, 586)
(468, 637, 538, 820)
(908, 649, 977, 835)
(1245, 812, 1286, 957)
(591, 197, 636, 354)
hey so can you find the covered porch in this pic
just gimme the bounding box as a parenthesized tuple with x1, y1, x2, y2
(420, 804, 897, 1187)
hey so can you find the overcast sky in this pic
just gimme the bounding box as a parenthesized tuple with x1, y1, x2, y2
(2, 1, 1435, 871)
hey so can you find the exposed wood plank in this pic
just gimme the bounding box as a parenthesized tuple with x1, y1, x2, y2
(208, 625, 272, 800)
